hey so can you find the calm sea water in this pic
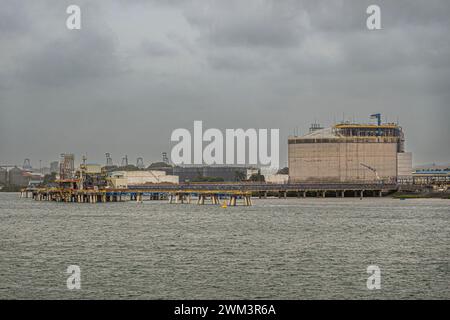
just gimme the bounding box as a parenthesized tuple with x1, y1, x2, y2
(0, 192, 448, 299)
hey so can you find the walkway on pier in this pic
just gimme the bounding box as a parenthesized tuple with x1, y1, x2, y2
(22, 182, 398, 206)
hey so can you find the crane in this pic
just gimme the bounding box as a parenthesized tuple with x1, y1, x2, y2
(360, 163, 380, 181)
(370, 113, 382, 136)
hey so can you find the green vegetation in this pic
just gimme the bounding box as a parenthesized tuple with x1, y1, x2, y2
(248, 173, 265, 182)
(392, 192, 449, 199)
(148, 162, 172, 169)
(192, 176, 225, 182)
(234, 171, 247, 181)
(277, 167, 289, 175)
(116, 164, 140, 171)
(102, 165, 118, 173)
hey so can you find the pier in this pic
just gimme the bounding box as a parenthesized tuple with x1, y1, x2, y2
(22, 182, 398, 206)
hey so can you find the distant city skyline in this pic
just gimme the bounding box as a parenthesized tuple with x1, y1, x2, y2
(1, 0, 449, 167)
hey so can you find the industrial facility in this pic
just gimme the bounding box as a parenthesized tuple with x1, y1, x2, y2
(59, 153, 75, 180)
(288, 114, 413, 183)
(5, 113, 449, 200)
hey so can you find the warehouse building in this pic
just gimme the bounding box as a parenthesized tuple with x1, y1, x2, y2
(408, 165, 450, 185)
(8, 167, 44, 187)
(288, 117, 412, 183)
(173, 166, 258, 182)
(108, 170, 179, 188)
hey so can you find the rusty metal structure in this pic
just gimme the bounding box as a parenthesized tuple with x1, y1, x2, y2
(59, 153, 75, 180)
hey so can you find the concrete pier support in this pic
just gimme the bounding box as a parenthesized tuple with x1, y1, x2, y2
(175, 193, 185, 204)
(24, 182, 398, 206)
(243, 195, 252, 206)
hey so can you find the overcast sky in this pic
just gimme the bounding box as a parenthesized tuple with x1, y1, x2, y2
(0, 0, 449, 168)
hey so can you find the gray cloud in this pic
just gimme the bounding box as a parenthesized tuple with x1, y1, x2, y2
(16, 31, 125, 87)
(184, 0, 307, 49)
(140, 39, 179, 57)
(0, 1, 30, 39)
(0, 0, 449, 167)
(181, 0, 450, 74)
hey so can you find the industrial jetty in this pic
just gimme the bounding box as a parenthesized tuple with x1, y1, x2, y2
(21, 182, 398, 206)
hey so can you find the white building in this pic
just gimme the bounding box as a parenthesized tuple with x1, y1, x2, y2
(85, 164, 102, 174)
(108, 170, 179, 188)
(397, 152, 413, 178)
(265, 174, 289, 184)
